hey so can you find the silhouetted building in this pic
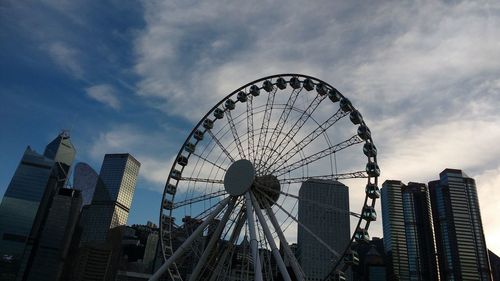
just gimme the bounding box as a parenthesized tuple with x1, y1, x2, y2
(143, 232, 158, 272)
(24, 188, 82, 280)
(352, 237, 387, 281)
(0, 131, 76, 280)
(429, 169, 492, 280)
(73, 162, 99, 208)
(0, 147, 55, 280)
(489, 250, 500, 281)
(298, 179, 350, 281)
(381, 180, 439, 280)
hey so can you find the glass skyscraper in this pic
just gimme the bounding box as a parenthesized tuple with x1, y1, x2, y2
(73, 162, 99, 208)
(24, 188, 82, 281)
(0, 131, 76, 280)
(297, 179, 350, 281)
(80, 153, 141, 243)
(429, 169, 492, 280)
(0, 147, 55, 268)
(381, 180, 439, 281)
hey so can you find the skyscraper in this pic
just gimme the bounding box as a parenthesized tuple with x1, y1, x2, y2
(297, 179, 350, 281)
(24, 188, 82, 281)
(381, 180, 439, 280)
(429, 169, 492, 280)
(76, 154, 140, 280)
(0, 147, 55, 279)
(0, 131, 76, 280)
(73, 162, 99, 208)
(80, 153, 141, 243)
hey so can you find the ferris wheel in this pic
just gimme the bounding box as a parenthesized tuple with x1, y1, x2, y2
(151, 74, 380, 281)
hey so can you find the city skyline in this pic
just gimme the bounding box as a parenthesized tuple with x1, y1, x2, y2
(1, 0, 500, 258)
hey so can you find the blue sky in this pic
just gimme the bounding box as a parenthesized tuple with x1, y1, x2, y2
(1, 0, 500, 254)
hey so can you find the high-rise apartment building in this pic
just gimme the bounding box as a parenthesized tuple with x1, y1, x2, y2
(80, 153, 140, 243)
(429, 169, 492, 280)
(297, 179, 350, 281)
(381, 180, 439, 280)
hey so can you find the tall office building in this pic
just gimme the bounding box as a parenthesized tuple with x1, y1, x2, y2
(80, 153, 141, 243)
(297, 179, 350, 281)
(429, 169, 492, 280)
(381, 180, 439, 280)
(73, 162, 99, 207)
(0, 131, 76, 280)
(24, 188, 82, 281)
(0, 147, 55, 279)
(76, 154, 140, 280)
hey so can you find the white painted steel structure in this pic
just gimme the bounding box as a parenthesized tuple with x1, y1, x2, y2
(152, 74, 380, 281)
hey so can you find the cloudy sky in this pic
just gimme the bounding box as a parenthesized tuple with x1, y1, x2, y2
(1, 0, 499, 254)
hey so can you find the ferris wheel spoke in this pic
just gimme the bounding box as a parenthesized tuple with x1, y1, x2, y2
(226, 110, 246, 159)
(274, 135, 364, 176)
(171, 190, 226, 209)
(263, 93, 327, 172)
(151, 197, 231, 281)
(279, 171, 368, 184)
(256, 184, 361, 218)
(261, 87, 302, 173)
(179, 176, 224, 185)
(255, 189, 341, 259)
(191, 152, 227, 172)
(246, 94, 256, 162)
(267, 109, 349, 173)
(250, 192, 292, 281)
(255, 86, 277, 168)
(206, 129, 236, 163)
(189, 197, 237, 281)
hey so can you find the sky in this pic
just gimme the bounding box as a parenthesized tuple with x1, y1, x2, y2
(1, 0, 499, 255)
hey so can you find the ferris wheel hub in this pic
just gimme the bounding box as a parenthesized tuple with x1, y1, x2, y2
(224, 159, 255, 196)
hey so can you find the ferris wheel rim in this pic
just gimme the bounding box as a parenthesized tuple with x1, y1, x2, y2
(158, 73, 379, 281)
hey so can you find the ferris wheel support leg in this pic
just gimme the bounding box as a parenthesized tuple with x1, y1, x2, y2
(189, 197, 237, 281)
(208, 211, 246, 281)
(245, 191, 264, 281)
(265, 204, 305, 281)
(149, 197, 231, 281)
(250, 192, 292, 281)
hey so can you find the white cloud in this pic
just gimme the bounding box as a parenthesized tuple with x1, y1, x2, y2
(45, 41, 84, 78)
(131, 0, 500, 253)
(85, 84, 121, 110)
(88, 125, 178, 192)
(475, 167, 500, 256)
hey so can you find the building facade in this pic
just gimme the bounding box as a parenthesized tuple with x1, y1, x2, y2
(0, 147, 55, 279)
(381, 180, 439, 280)
(297, 179, 350, 281)
(24, 188, 82, 281)
(76, 154, 140, 280)
(429, 169, 492, 280)
(80, 153, 141, 243)
(73, 162, 99, 208)
(0, 131, 76, 280)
